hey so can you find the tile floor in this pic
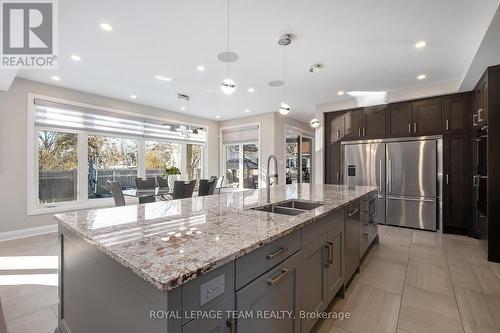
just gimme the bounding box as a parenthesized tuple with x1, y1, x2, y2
(0, 233, 58, 333)
(315, 225, 500, 333)
(0, 226, 499, 333)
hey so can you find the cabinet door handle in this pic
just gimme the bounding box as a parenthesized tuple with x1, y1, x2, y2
(446, 174, 449, 185)
(328, 241, 334, 264)
(413, 122, 417, 133)
(473, 114, 478, 126)
(473, 175, 479, 187)
(348, 208, 360, 217)
(363, 127, 366, 137)
(324, 245, 330, 267)
(266, 246, 288, 260)
(267, 268, 290, 286)
(478, 108, 484, 122)
(337, 130, 340, 139)
(358, 128, 361, 137)
(408, 123, 411, 134)
(226, 318, 236, 333)
(446, 119, 449, 131)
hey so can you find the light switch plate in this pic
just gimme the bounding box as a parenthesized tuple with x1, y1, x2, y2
(200, 274, 225, 306)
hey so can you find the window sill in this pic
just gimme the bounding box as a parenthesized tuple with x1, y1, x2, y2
(27, 197, 137, 216)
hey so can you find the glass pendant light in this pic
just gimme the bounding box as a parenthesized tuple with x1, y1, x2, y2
(309, 64, 321, 128)
(220, 0, 236, 95)
(278, 35, 291, 114)
(279, 102, 290, 115)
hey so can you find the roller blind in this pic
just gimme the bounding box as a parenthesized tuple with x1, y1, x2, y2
(34, 99, 206, 143)
(221, 125, 259, 144)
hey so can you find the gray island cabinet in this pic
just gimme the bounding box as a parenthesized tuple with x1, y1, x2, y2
(55, 184, 377, 333)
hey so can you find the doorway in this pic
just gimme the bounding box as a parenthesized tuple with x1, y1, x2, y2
(285, 131, 313, 184)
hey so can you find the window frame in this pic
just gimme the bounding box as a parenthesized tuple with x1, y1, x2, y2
(27, 93, 207, 215)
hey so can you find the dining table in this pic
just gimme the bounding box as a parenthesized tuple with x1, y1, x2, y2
(122, 188, 172, 201)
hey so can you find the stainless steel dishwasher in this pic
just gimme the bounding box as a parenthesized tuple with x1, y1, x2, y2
(345, 201, 361, 284)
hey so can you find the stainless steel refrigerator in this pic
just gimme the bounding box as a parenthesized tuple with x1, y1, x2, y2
(342, 138, 442, 231)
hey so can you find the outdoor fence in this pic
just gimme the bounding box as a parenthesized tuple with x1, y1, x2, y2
(39, 167, 202, 202)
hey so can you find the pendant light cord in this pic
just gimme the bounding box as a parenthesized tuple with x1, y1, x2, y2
(226, 0, 230, 75)
(283, 45, 287, 100)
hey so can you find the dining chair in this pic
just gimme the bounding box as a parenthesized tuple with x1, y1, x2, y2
(135, 177, 155, 190)
(215, 176, 224, 194)
(110, 181, 126, 207)
(157, 176, 169, 189)
(172, 180, 197, 199)
(135, 177, 156, 203)
(199, 179, 217, 196)
(208, 178, 218, 195)
(198, 179, 211, 197)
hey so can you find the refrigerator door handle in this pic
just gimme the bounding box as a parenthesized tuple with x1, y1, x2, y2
(387, 159, 392, 193)
(378, 160, 382, 195)
(387, 196, 435, 203)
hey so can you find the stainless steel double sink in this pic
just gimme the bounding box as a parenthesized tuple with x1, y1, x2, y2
(250, 199, 324, 216)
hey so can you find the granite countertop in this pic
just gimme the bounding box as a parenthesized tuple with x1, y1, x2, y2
(55, 184, 376, 291)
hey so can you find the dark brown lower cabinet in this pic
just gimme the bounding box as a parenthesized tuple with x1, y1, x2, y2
(443, 134, 471, 234)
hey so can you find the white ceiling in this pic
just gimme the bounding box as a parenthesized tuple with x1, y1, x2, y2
(17, 0, 500, 122)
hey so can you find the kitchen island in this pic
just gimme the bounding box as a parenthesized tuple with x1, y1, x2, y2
(55, 184, 377, 333)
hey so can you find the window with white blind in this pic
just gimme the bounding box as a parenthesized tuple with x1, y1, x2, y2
(28, 95, 207, 215)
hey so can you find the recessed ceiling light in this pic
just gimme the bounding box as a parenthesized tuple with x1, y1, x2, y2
(154, 75, 172, 82)
(100, 23, 113, 32)
(417, 74, 427, 80)
(130, 94, 137, 99)
(337, 90, 345, 96)
(51, 75, 60, 81)
(216, 115, 220, 119)
(248, 88, 255, 93)
(70, 54, 81, 62)
(245, 109, 250, 113)
(180, 106, 186, 111)
(415, 41, 427, 49)
(268, 80, 284, 87)
(197, 65, 205, 72)
(217, 51, 239, 63)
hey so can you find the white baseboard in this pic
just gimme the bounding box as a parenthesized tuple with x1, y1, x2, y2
(0, 224, 58, 242)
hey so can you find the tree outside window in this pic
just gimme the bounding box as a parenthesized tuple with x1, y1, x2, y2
(37, 130, 78, 204)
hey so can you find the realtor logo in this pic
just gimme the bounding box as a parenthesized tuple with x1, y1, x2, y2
(1, 0, 58, 68)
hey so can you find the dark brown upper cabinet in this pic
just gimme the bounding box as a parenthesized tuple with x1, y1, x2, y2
(325, 111, 345, 144)
(343, 108, 363, 139)
(363, 105, 386, 139)
(474, 73, 488, 127)
(387, 102, 413, 137)
(443, 94, 469, 135)
(412, 97, 443, 136)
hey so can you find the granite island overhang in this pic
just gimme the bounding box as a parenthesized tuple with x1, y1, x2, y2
(55, 184, 377, 333)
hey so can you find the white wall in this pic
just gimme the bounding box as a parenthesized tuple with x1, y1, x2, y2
(0, 78, 219, 235)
